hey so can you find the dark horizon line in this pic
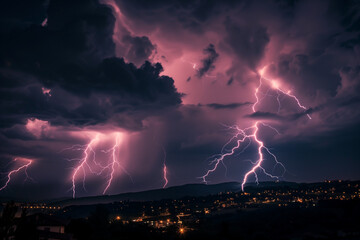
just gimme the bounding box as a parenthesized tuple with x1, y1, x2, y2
(1, 178, 359, 204)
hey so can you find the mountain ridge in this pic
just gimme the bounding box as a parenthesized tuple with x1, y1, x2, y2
(50, 181, 300, 207)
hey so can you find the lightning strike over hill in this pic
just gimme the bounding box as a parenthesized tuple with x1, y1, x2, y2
(0, 158, 33, 191)
(66, 132, 129, 198)
(69, 134, 100, 198)
(202, 66, 311, 191)
(162, 147, 168, 188)
(102, 133, 122, 194)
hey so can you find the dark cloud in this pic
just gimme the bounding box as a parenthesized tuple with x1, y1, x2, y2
(2, 125, 37, 141)
(245, 109, 318, 123)
(0, 0, 116, 81)
(0, 0, 48, 29)
(114, 0, 238, 33)
(197, 44, 219, 78)
(122, 35, 156, 66)
(202, 102, 251, 110)
(337, 66, 360, 96)
(224, 18, 269, 70)
(0, 60, 182, 130)
(227, 76, 234, 85)
(339, 96, 360, 107)
(271, 53, 342, 96)
(261, 1, 360, 98)
(271, 122, 360, 183)
(244, 111, 284, 121)
(0, 0, 182, 131)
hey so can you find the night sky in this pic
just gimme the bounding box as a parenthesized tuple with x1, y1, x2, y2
(0, 0, 359, 200)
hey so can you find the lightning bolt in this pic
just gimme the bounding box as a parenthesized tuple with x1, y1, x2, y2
(66, 132, 131, 198)
(70, 134, 100, 198)
(255, 66, 311, 119)
(162, 147, 168, 188)
(202, 66, 311, 191)
(0, 158, 33, 191)
(102, 132, 133, 194)
(103, 133, 121, 194)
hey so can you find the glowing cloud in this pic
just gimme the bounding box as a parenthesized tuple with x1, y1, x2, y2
(26, 118, 50, 138)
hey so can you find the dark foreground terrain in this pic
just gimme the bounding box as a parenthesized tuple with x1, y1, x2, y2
(1, 180, 359, 240)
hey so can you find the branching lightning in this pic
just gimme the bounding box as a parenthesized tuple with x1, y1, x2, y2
(103, 133, 121, 194)
(0, 158, 33, 191)
(102, 133, 133, 194)
(69, 135, 100, 198)
(202, 66, 311, 191)
(65, 132, 130, 198)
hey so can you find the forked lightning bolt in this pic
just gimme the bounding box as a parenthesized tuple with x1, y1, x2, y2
(103, 133, 121, 194)
(102, 133, 133, 194)
(69, 135, 100, 198)
(254, 67, 311, 119)
(0, 158, 33, 191)
(66, 132, 130, 198)
(202, 66, 311, 191)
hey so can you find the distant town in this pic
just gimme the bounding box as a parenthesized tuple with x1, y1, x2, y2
(1, 180, 360, 239)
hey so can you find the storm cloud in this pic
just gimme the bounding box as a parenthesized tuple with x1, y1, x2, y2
(0, 0, 181, 131)
(197, 44, 219, 77)
(0, 0, 360, 199)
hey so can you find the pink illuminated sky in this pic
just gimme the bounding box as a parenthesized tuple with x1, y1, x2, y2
(0, 0, 359, 200)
